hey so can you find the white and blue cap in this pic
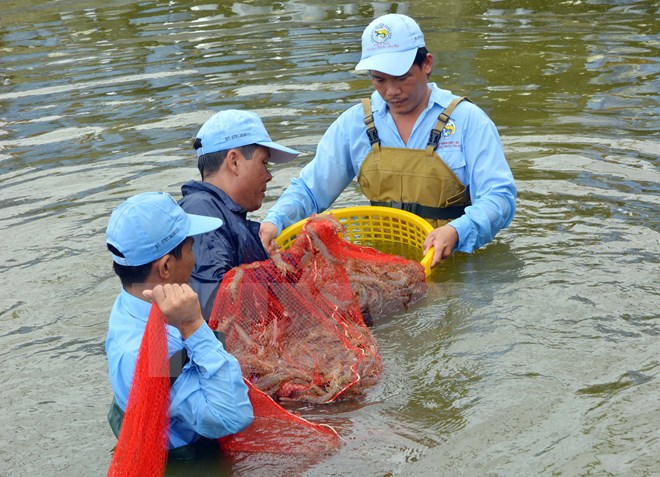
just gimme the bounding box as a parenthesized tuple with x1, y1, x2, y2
(194, 110, 300, 164)
(106, 192, 223, 266)
(355, 14, 425, 77)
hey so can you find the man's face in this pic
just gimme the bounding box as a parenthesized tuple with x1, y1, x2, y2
(168, 237, 195, 284)
(234, 145, 273, 212)
(369, 54, 433, 116)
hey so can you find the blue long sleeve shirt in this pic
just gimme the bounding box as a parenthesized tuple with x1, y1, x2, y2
(105, 289, 253, 449)
(264, 83, 516, 253)
(179, 181, 269, 319)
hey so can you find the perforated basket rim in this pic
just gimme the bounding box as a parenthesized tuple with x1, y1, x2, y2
(275, 206, 434, 277)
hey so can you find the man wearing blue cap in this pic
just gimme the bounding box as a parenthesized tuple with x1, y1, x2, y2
(259, 14, 516, 267)
(179, 110, 299, 320)
(105, 192, 253, 457)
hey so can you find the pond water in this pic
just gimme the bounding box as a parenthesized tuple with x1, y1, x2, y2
(0, 1, 658, 476)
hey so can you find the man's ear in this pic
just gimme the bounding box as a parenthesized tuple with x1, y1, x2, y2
(424, 53, 433, 78)
(153, 254, 172, 281)
(225, 149, 241, 176)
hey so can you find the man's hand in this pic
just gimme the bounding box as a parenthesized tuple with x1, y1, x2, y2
(259, 221, 280, 255)
(143, 284, 204, 340)
(423, 225, 459, 267)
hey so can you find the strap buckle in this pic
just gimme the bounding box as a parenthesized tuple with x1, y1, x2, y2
(390, 201, 421, 215)
(366, 127, 380, 146)
(428, 129, 442, 149)
(428, 111, 451, 149)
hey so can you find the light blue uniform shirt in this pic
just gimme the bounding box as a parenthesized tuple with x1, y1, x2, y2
(105, 289, 254, 448)
(264, 83, 516, 253)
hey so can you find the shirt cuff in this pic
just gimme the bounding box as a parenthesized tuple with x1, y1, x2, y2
(263, 213, 283, 234)
(447, 216, 471, 253)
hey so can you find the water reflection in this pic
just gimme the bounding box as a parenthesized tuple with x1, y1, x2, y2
(0, 0, 658, 476)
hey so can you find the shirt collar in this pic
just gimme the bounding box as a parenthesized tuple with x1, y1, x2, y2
(209, 182, 245, 214)
(117, 289, 183, 341)
(185, 180, 247, 215)
(118, 288, 152, 323)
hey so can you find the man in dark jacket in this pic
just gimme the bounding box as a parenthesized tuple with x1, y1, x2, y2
(179, 110, 299, 320)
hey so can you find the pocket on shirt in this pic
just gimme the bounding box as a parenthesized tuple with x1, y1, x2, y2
(437, 150, 467, 182)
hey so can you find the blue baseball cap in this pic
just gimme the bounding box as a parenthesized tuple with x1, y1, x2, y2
(106, 192, 223, 266)
(355, 14, 425, 77)
(194, 110, 300, 164)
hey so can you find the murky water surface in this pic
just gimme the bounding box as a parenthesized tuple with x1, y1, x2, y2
(1, 1, 658, 476)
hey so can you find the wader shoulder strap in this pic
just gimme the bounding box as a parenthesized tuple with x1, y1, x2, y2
(427, 97, 472, 152)
(361, 98, 380, 149)
(169, 348, 189, 386)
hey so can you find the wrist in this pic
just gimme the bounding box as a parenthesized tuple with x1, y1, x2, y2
(178, 316, 204, 340)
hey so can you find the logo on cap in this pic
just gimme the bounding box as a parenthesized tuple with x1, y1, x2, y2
(224, 132, 251, 142)
(371, 23, 391, 45)
(155, 226, 181, 250)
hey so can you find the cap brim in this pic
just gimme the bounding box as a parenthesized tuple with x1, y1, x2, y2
(355, 49, 418, 77)
(257, 141, 300, 164)
(187, 214, 223, 236)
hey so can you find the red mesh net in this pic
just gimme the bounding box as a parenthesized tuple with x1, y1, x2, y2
(218, 379, 339, 454)
(209, 214, 427, 404)
(107, 305, 170, 477)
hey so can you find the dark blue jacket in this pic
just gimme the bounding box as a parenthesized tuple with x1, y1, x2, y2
(179, 181, 269, 320)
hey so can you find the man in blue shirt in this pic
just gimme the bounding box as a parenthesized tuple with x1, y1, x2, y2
(259, 14, 516, 267)
(179, 110, 299, 319)
(105, 192, 253, 456)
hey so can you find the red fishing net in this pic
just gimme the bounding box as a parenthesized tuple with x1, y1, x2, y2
(107, 305, 170, 477)
(218, 380, 339, 454)
(209, 214, 427, 404)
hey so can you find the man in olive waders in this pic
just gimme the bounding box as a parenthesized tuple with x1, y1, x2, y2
(259, 13, 516, 267)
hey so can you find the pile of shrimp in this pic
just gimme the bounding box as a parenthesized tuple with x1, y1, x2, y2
(209, 214, 427, 403)
(290, 214, 428, 321)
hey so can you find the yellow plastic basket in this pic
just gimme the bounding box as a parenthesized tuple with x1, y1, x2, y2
(276, 206, 434, 277)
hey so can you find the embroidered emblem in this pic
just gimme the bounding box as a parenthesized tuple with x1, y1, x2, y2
(371, 24, 391, 45)
(441, 119, 456, 138)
